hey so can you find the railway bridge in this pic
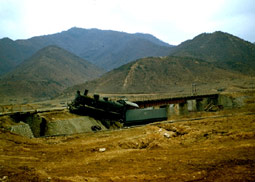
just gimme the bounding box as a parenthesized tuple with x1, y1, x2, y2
(0, 93, 220, 116)
(132, 93, 220, 115)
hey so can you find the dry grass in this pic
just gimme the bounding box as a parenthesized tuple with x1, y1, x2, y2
(1, 102, 255, 181)
(1, 91, 255, 181)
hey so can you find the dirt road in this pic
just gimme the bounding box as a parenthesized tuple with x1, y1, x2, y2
(1, 109, 255, 181)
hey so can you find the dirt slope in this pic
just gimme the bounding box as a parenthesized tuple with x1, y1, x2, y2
(1, 107, 255, 181)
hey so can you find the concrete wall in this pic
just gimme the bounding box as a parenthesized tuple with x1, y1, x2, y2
(25, 114, 43, 137)
(218, 94, 249, 108)
(4, 111, 108, 137)
(167, 96, 218, 117)
(187, 100, 197, 112)
(44, 117, 106, 136)
(167, 102, 189, 117)
(217, 95, 233, 108)
(10, 122, 34, 138)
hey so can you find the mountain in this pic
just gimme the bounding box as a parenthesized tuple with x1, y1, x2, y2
(0, 46, 104, 101)
(133, 33, 171, 47)
(0, 27, 173, 75)
(0, 38, 33, 75)
(63, 56, 251, 95)
(169, 31, 255, 75)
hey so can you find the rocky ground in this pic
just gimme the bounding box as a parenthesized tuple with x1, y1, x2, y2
(1, 100, 255, 182)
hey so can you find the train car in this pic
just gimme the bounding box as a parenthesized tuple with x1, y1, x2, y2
(68, 89, 167, 126)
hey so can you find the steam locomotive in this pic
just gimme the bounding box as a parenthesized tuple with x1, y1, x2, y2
(68, 89, 167, 125)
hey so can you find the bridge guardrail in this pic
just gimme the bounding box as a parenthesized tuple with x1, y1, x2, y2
(0, 104, 36, 115)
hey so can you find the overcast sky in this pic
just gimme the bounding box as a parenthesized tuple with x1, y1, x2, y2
(0, 0, 254, 45)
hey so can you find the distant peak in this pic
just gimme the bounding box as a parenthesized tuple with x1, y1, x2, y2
(213, 31, 225, 34)
(66, 27, 84, 32)
(192, 31, 236, 41)
(69, 26, 79, 29)
(0, 37, 14, 42)
(67, 27, 101, 32)
(212, 31, 233, 36)
(68, 26, 83, 31)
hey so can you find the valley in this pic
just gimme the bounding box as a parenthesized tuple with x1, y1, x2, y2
(0, 28, 255, 181)
(1, 29, 255, 103)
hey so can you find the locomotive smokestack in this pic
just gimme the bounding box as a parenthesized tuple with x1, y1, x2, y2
(94, 94, 99, 101)
(84, 89, 89, 96)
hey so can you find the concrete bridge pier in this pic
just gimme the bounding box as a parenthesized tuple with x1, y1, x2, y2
(195, 97, 220, 111)
(164, 95, 220, 118)
(167, 104, 175, 117)
(196, 98, 209, 111)
(179, 102, 189, 115)
(187, 100, 197, 112)
(167, 101, 189, 117)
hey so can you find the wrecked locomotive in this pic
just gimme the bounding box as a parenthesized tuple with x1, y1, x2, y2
(68, 89, 167, 125)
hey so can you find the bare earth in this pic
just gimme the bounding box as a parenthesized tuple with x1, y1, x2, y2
(1, 107, 255, 181)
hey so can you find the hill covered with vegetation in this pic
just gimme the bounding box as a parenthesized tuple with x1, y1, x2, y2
(63, 56, 252, 96)
(0, 27, 173, 75)
(0, 46, 104, 102)
(169, 31, 255, 75)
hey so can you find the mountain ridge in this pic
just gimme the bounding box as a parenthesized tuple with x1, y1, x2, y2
(0, 45, 104, 101)
(62, 56, 253, 96)
(0, 27, 173, 75)
(1, 30, 255, 103)
(169, 31, 255, 75)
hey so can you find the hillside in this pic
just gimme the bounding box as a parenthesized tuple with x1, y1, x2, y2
(169, 31, 255, 75)
(63, 56, 253, 96)
(0, 46, 104, 102)
(0, 27, 173, 75)
(0, 38, 33, 75)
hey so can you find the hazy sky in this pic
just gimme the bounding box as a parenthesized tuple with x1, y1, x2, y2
(0, 0, 254, 45)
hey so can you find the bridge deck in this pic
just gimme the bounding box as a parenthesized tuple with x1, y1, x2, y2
(133, 94, 219, 108)
(0, 94, 219, 115)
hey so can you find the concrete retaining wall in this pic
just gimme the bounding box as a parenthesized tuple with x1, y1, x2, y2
(3, 111, 108, 137)
(217, 95, 234, 108)
(44, 117, 106, 136)
(10, 122, 34, 138)
(217, 94, 248, 108)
